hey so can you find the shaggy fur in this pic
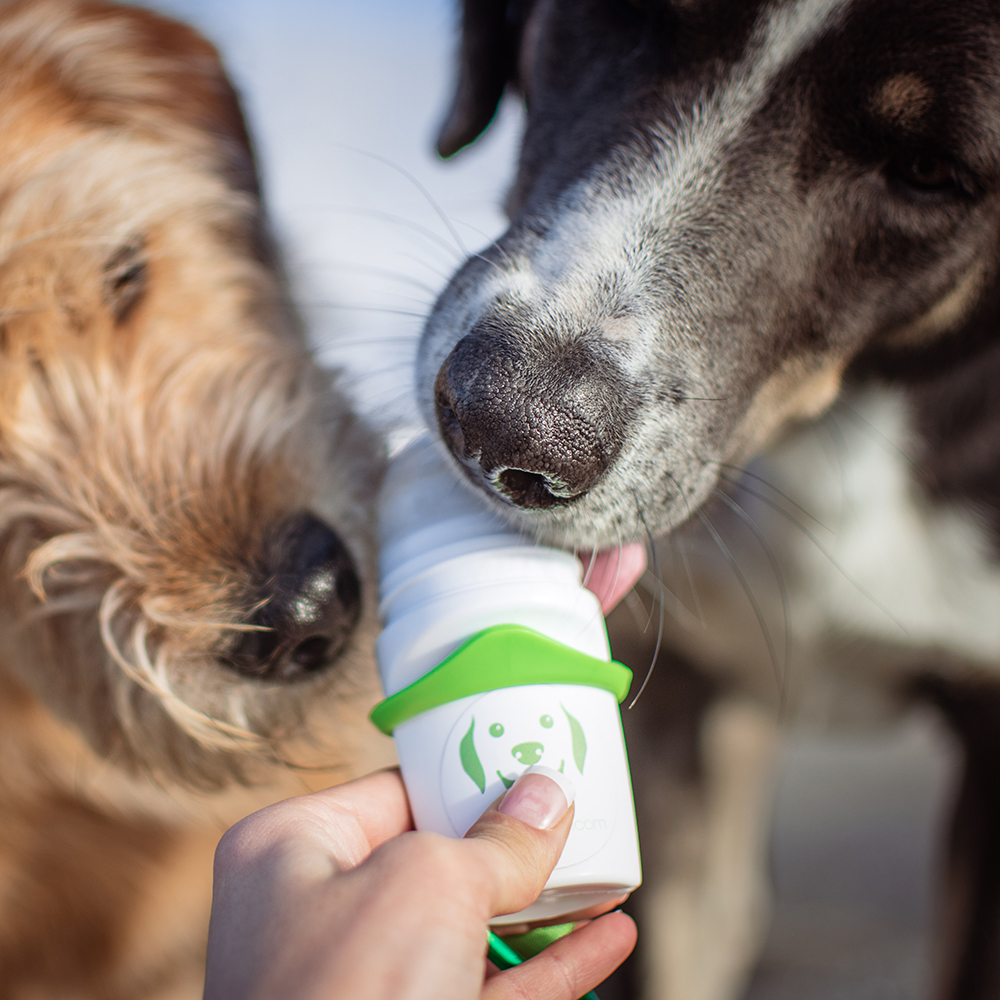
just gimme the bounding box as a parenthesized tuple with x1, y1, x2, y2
(0, 2, 388, 996)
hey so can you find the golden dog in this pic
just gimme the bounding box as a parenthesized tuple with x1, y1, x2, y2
(0, 2, 388, 996)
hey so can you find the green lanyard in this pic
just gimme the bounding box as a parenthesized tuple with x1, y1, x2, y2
(487, 927, 602, 1000)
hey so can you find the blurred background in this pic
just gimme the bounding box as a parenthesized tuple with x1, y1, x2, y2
(146, 2, 960, 996)
(153, 0, 524, 436)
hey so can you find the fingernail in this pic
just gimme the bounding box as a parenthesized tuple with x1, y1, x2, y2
(498, 764, 575, 830)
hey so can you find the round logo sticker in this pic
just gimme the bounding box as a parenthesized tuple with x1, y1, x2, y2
(440, 685, 616, 868)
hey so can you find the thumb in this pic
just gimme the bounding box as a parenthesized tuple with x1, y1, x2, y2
(459, 766, 576, 920)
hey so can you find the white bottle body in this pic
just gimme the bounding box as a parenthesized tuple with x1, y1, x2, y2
(377, 433, 641, 924)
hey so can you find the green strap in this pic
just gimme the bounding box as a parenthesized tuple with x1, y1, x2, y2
(503, 923, 577, 958)
(370, 624, 633, 735)
(487, 928, 602, 1000)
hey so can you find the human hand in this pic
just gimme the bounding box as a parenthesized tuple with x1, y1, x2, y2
(204, 768, 635, 1000)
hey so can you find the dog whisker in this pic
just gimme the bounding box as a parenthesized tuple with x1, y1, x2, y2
(98, 581, 261, 751)
(710, 460, 830, 531)
(325, 142, 469, 257)
(623, 587, 652, 634)
(338, 361, 419, 378)
(310, 261, 438, 297)
(717, 472, 907, 634)
(712, 485, 791, 713)
(319, 337, 419, 349)
(463, 223, 519, 277)
(306, 303, 428, 320)
(634, 567, 700, 631)
(670, 527, 705, 627)
(340, 379, 417, 404)
(627, 500, 664, 710)
(834, 399, 916, 469)
(658, 469, 708, 626)
(304, 205, 464, 262)
(396, 251, 453, 283)
(695, 505, 785, 698)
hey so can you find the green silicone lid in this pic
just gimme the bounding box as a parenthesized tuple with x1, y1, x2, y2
(370, 624, 633, 736)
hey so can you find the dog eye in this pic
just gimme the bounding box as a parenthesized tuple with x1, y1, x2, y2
(887, 151, 956, 194)
(102, 238, 147, 323)
(489, 722, 504, 737)
(540, 714, 553, 728)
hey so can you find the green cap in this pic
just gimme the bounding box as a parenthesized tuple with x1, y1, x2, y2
(370, 624, 633, 736)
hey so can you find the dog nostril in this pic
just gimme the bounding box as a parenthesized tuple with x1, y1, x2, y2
(495, 469, 573, 509)
(225, 513, 361, 683)
(289, 634, 334, 672)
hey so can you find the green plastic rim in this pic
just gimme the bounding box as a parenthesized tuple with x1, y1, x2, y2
(370, 624, 633, 736)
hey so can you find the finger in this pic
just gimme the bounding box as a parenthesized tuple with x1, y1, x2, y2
(460, 766, 576, 919)
(580, 543, 647, 613)
(303, 768, 414, 854)
(482, 912, 637, 1000)
(218, 768, 413, 875)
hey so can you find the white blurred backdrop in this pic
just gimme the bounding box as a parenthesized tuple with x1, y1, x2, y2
(152, 0, 523, 434)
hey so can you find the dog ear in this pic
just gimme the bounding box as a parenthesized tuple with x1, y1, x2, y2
(437, 0, 534, 159)
(110, 6, 261, 197)
(40, 2, 261, 197)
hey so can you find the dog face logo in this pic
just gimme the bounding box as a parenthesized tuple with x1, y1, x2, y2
(440, 685, 617, 868)
(458, 704, 587, 793)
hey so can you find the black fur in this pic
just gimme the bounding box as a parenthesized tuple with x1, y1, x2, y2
(423, 2, 1000, 996)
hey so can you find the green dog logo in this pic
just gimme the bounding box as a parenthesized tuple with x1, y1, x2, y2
(458, 704, 587, 794)
(440, 686, 617, 866)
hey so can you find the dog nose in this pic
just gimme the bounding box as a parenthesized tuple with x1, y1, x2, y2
(511, 741, 544, 765)
(434, 327, 634, 509)
(226, 513, 361, 682)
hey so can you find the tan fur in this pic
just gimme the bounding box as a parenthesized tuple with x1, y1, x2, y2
(884, 263, 987, 347)
(728, 355, 846, 462)
(871, 72, 933, 126)
(0, 2, 390, 996)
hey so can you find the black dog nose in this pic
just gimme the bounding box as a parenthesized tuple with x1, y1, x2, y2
(226, 513, 361, 682)
(434, 326, 634, 509)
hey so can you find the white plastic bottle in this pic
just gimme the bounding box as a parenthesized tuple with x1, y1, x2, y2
(373, 432, 641, 924)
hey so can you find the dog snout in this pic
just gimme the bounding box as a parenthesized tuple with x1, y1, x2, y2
(226, 513, 361, 682)
(434, 326, 634, 509)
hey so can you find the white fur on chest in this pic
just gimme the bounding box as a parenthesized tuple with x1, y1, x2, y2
(761, 388, 1000, 669)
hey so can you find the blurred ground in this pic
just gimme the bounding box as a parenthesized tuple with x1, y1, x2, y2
(142, 3, 961, 996)
(744, 712, 957, 1000)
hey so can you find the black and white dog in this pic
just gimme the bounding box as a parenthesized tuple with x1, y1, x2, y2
(418, 1, 1000, 997)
